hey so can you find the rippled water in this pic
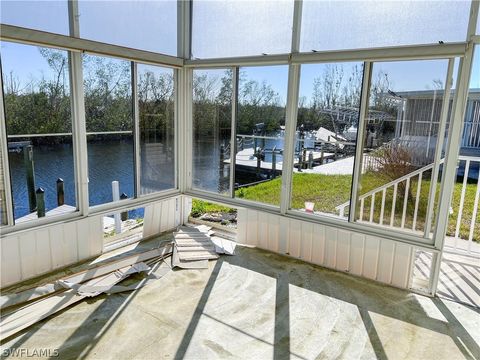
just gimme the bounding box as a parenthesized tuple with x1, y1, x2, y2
(10, 141, 136, 219)
(9, 133, 316, 220)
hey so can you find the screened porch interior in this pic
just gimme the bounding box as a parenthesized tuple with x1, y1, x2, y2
(0, 0, 479, 359)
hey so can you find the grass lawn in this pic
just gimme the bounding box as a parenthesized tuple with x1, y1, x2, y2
(191, 199, 236, 218)
(191, 172, 478, 242)
(235, 172, 479, 242)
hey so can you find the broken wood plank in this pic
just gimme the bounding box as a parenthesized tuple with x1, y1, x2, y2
(0, 245, 172, 310)
(57, 262, 151, 296)
(177, 251, 219, 261)
(176, 246, 215, 252)
(171, 247, 209, 269)
(174, 233, 212, 239)
(0, 261, 151, 340)
(177, 225, 212, 233)
(211, 236, 237, 255)
(175, 239, 213, 246)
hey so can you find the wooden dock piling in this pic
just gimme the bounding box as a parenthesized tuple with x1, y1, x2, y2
(56, 178, 64, 206)
(36, 188, 45, 218)
(24, 145, 36, 212)
(120, 193, 128, 221)
(308, 152, 313, 169)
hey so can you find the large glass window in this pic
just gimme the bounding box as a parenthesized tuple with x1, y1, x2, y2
(83, 54, 134, 207)
(192, 0, 294, 59)
(1, 42, 76, 223)
(192, 69, 233, 194)
(137, 64, 175, 194)
(235, 65, 288, 207)
(354, 59, 450, 236)
(290, 62, 364, 218)
(0, 0, 69, 35)
(301, 1, 470, 52)
(78, 0, 177, 56)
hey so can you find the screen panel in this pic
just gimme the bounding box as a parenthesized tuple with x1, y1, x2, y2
(83, 54, 134, 207)
(290, 62, 364, 219)
(0, 0, 69, 35)
(1, 41, 76, 223)
(78, 0, 177, 55)
(192, 69, 233, 194)
(301, 0, 470, 52)
(234, 65, 288, 207)
(354, 59, 450, 237)
(192, 0, 294, 59)
(137, 64, 176, 195)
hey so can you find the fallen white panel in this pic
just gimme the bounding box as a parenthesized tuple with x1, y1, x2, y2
(0, 261, 150, 340)
(0, 245, 172, 310)
(171, 247, 209, 269)
(211, 236, 236, 255)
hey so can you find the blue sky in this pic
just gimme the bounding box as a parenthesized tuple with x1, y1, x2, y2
(1, 1, 479, 102)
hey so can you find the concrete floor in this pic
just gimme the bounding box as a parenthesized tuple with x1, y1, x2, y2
(1, 240, 480, 360)
(415, 249, 480, 309)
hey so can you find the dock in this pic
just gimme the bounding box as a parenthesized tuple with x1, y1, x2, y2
(226, 148, 335, 171)
(16, 204, 77, 224)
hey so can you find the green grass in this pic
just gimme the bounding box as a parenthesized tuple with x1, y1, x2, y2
(235, 172, 479, 242)
(191, 199, 236, 218)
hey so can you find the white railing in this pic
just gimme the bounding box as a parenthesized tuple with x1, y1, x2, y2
(447, 156, 480, 255)
(336, 161, 438, 231)
(461, 121, 480, 148)
(337, 155, 480, 255)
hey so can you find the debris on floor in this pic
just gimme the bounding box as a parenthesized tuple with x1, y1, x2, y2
(0, 244, 172, 341)
(0, 226, 237, 341)
(211, 236, 236, 255)
(171, 225, 237, 269)
(172, 226, 218, 269)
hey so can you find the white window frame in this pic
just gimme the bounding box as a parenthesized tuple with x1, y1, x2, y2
(0, 0, 477, 301)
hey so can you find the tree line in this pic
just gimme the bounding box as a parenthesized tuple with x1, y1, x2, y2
(3, 47, 408, 143)
(3, 48, 175, 143)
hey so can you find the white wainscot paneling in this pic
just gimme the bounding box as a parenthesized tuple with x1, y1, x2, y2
(236, 209, 416, 290)
(1, 197, 181, 288)
(1, 216, 102, 288)
(143, 197, 181, 238)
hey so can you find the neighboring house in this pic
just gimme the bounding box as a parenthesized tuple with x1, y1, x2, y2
(394, 88, 480, 158)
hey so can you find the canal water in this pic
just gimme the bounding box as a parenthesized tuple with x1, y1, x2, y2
(9, 140, 137, 220)
(9, 133, 319, 220)
(192, 132, 317, 194)
(8, 133, 477, 221)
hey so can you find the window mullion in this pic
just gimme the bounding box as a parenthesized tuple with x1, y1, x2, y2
(349, 61, 372, 223)
(229, 67, 239, 198)
(423, 58, 455, 238)
(280, 64, 301, 215)
(132, 62, 141, 197)
(0, 74, 15, 226)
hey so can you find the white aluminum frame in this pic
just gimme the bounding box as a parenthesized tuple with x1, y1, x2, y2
(229, 67, 239, 198)
(291, 0, 303, 54)
(349, 61, 372, 223)
(423, 58, 456, 238)
(132, 62, 141, 197)
(0, 24, 183, 68)
(1, 0, 479, 298)
(428, 0, 479, 295)
(281, 64, 301, 214)
(0, 69, 14, 227)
